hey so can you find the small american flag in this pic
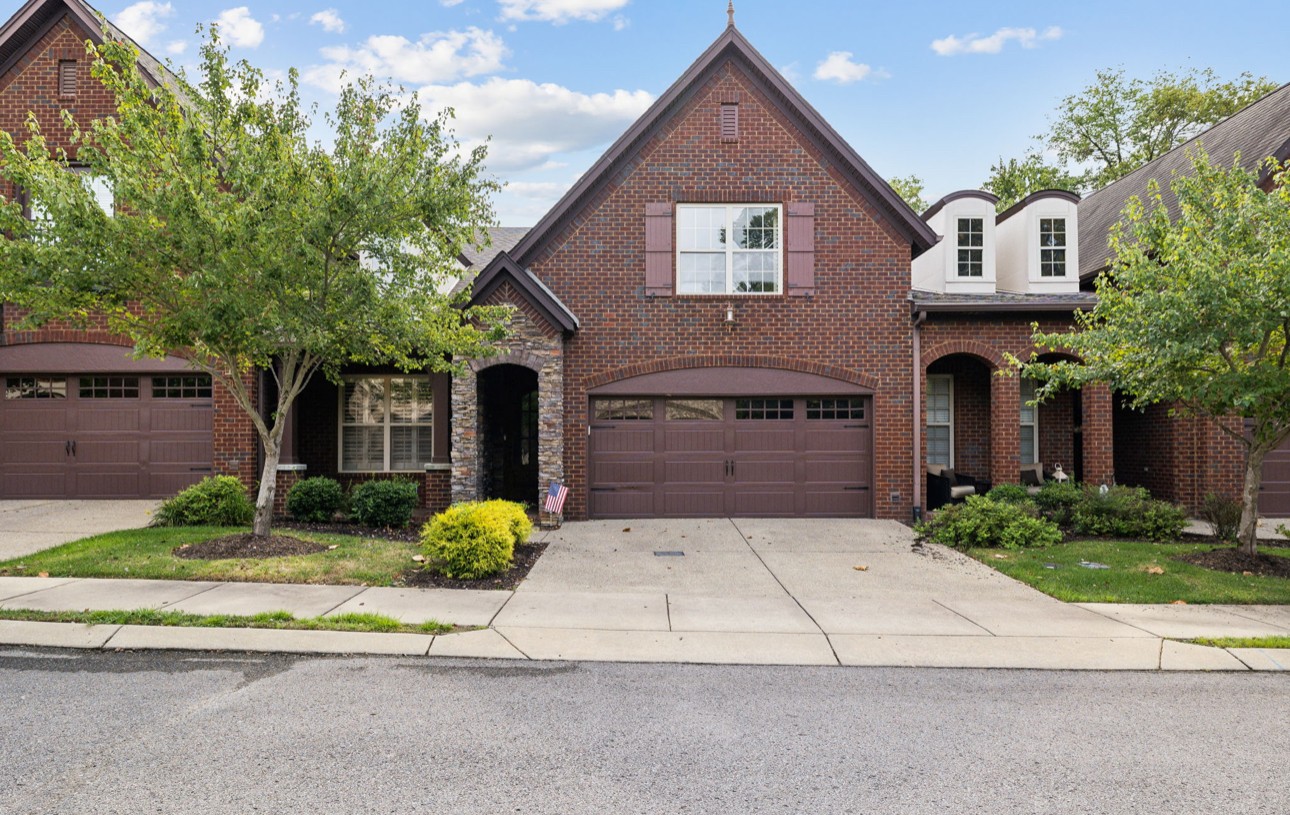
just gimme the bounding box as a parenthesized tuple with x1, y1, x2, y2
(544, 482, 569, 515)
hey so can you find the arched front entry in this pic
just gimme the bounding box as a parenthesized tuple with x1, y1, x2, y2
(477, 364, 539, 505)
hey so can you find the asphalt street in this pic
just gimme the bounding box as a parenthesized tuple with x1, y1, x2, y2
(1, 648, 1286, 814)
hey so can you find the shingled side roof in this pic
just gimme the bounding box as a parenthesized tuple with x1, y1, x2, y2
(1078, 82, 1290, 279)
(509, 23, 937, 266)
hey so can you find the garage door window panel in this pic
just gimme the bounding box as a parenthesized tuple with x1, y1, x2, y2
(153, 375, 212, 399)
(593, 398, 654, 421)
(80, 376, 139, 399)
(665, 399, 723, 421)
(6, 376, 67, 399)
(736, 398, 793, 420)
(806, 398, 866, 420)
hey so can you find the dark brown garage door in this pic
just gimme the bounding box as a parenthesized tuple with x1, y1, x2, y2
(0, 374, 214, 499)
(588, 396, 872, 518)
(1260, 437, 1290, 516)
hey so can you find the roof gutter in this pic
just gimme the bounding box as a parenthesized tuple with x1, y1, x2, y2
(911, 300, 1096, 316)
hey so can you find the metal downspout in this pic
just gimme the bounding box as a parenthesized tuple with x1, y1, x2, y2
(912, 310, 927, 522)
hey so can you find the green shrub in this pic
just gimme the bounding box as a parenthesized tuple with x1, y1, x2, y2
(985, 483, 1034, 505)
(1033, 480, 1083, 526)
(349, 479, 419, 528)
(1199, 493, 1242, 542)
(915, 495, 1062, 551)
(1070, 485, 1186, 541)
(152, 476, 254, 527)
(421, 502, 516, 579)
(285, 477, 346, 523)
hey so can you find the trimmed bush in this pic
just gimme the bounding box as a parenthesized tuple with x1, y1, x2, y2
(476, 499, 533, 546)
(985, 483, 1034, 505)
(1199, 493, 1242, 542)
(349, 479, 419, 528)
(1033, 480, 1083, 526)
(421, 502, 518, 579)
(916, 495, 1062, 551)
(152, 476, 254, 527)
(285, 477, 346, 523)
(1070, 485, 1186, 541)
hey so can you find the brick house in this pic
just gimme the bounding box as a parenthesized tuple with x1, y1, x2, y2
(1, 0, 1285, 521)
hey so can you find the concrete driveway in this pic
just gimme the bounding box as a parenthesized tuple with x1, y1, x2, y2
(0, 500, 159, 561)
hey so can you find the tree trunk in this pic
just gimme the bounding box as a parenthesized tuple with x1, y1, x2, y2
(253, 434, 282, 538)
(1237, 448, 1264, 558)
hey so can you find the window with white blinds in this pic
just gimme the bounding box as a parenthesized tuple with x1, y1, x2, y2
(340, 377, 433, 472)
(926, 375, 953, 467)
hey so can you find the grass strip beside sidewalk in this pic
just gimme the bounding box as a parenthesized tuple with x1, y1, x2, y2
(1188, 636, 1290, 649)
(967, 540, 1290, 604)
(0, 608, 451, 635)
(0, 527, 420, 586)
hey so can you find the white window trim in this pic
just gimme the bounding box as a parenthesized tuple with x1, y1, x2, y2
(675, 203, 783, 295)
(1020, 378, 1039, 465)
(927, 374, 954, 467)
(1037, 216, 1067, 278)
(337, 375, 433, 473)
(955, 217, 984, 278)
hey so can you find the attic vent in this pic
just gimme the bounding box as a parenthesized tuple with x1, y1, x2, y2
(720, 103, 738, 142)
(58, 60, 76, 97)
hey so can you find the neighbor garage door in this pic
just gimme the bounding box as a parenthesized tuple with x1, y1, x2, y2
(588, 396, 871, 518)
(0, 373, 214, 499)
(1260, 437, 1290, 516)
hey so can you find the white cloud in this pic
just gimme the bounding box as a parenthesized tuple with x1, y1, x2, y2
(165, 39, 188, 55)
(418, 77, 653, 172)
(505, 180, 571, 199)
(115, 2, 174, 46)
(441, 0, 466, 5)
(216, 7, 265, 49)
(813, 51, 879, 84)
(499, 0, 631, 25)
(310, 9, 347, 34)
(303, 28, 508, 92)
(931, 26, 1063, 56)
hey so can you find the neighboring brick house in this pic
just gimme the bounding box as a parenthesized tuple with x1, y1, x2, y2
(2, 0, 1286, 522)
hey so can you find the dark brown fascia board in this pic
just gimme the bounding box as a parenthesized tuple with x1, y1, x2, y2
(1257, 135, 1290, 189)
(510, 26, 937, 266)
(911, 299, 1096, 316)
(467, 251, 579, 334)
(995, 189, 1082, 224)
(0, 0, 170, 89)
(920, 189, 999, 221)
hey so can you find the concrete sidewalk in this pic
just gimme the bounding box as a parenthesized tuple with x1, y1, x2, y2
(1, 517, 1287, 670)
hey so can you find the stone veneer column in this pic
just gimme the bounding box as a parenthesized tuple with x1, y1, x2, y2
(535, 345, 565, 526)
(450, 365, 479, 505)
(1082, 382, 1115, 486)
(989, 373, 1020, 485)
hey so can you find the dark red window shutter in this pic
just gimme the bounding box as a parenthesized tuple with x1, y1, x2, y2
(644, 202, 673, 297)
(785, 201, 815, 297)
(58, 60, 76, 97)
(720, 104, 738, 141)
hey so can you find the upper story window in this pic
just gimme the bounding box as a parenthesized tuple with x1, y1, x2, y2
(24, 167, 113, 222)
(676, 204, 781, 294)
(1039, 218, 1067, 277)
(956, 217, 983, 277)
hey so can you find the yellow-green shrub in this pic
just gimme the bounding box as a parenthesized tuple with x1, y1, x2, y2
(421, 500, 529, 579)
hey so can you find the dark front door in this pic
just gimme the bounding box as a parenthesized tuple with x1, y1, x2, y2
(478, 365, 540, 507)
(588, 396, 872, 518)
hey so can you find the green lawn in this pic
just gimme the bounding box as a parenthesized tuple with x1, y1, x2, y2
(0, 608, 451, 634)
(967, 539, 1290, 604)
(0, 527, 421, 586)
(1189, 636, 1290, 649)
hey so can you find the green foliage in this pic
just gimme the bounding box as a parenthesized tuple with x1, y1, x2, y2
(982, 152, 1083, 211)
(152, 476, 254, 527)
(887, 174, 928, 214)
(349, 480, 419, 529)
(1199, 493, 1243, 542)
(476, 499, 533, 546)
(1033, 480, 1084, 526)
(1069, 485, 1187, 542)
(1045, 67, 1277, 188)
(0, 30, 510, 537)
(916, 496, 1062, 551)
(1019, 150, 1290, 554)
(985, 483, 1035, 504)
(285, 477, 346, 523)
(420, 502, 521, 580)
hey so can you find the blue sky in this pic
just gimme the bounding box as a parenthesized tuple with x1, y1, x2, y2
(95, 0, 1290, 224)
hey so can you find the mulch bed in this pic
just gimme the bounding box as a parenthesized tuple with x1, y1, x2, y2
(398, 541, 549, 591)
(1175, 548, 1290, 578)
(275, 521, 421, 543)
(173, 534, 328, 560)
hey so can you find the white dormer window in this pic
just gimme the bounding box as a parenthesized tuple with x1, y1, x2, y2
(1039, 218, 1066, 277)
(957, 218, 984, 277)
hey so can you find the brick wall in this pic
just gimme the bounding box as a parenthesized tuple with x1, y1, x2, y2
(529, 58, 917, 520)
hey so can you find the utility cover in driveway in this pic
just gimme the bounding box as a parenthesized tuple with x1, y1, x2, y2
(588, 396, 871, 518)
